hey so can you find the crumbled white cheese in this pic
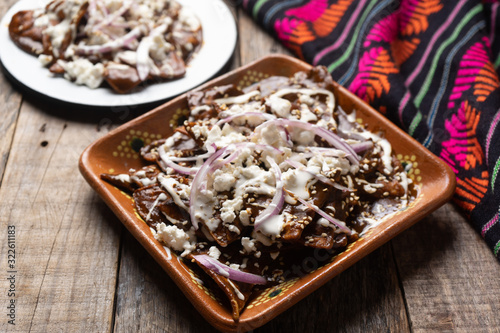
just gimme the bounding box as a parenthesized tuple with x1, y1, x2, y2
(269, 87, 335, 116)
(241, 237, 257, 253)
(149, 32, 174, 61)
(213, 169, 237, 192)
(227, 224, 241, 235)
(260, 124, 285, 147)
(308, 154, 351, 176)
(57, 59, 105, 89)
(220, 197, 243, 223)
(190, 123, 210, 140)
(292, 127, 316, 146)
(207, 246, 221, 260)
(204, 125, 246, 150)
(178, 6, 201, 31)
(266, 95, 291, 118)
(44, 20, 70, 52)
(239, 209, 251, 226)
(155, 223, 196, 257)
(235, 166, 276, 197)
(38, 54, 53, 66)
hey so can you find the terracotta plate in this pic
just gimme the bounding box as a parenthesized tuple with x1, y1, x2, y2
(79, 54, 456, 332)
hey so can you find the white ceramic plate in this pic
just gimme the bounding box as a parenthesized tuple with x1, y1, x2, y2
(0, 0, 237, 107)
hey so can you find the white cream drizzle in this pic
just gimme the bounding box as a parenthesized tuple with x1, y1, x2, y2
(214, 90, 261, 105)
(358, 131, 393, 174)
(157, 174, 189, 211)
(146, 193, 167, 221)
(227, 280, 245, 301)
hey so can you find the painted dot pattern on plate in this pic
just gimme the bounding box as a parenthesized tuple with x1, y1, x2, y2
(169, 108, 190, 128)
(397, 154, 422, 184)
(246, 278, 299, 309)
(185, 265, 223, 303)
(112, 129, 163, 159)
(237, 70, 269, 90)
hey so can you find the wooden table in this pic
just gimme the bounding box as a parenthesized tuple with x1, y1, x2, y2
(1, 1, 500, 332)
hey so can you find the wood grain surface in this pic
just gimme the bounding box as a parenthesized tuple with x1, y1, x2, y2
(0, 1, 499, 333)
(0, 0, 22, 183)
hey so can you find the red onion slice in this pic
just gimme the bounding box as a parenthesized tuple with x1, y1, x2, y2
(254, 157, 285, 229)
(350, 141, 374, 153)
(92, 0, 133, 32)
(194, 254, 267, 285)
(288, 190, 352, 234)
(158, 143, 199, 175)
(255, 119, 359, 165)
(76, 26, 143, 54)
(160, 159, 198, 175)
(277, 124, 293, 147)
(209, 149, 241, 173)
(136, 23, 169, 81)
(189, 146, 229, 230)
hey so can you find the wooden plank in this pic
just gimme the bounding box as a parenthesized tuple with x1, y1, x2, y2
(392, 203, 500, 332)
(0, 0, 23, 183)
(237, 8, 292, 64)
(0, 100, 122, 332)
(113, 232, 220, 333)
(0, 73, 21, 184)
(256, 244, 410, 333)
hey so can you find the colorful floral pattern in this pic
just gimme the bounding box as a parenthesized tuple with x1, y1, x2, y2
(243, 0, 500, 260)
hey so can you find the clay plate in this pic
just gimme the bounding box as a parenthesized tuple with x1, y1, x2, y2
(79, 54, 456, 332)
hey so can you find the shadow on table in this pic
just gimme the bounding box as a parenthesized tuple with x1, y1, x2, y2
(0, 54, 236, 127)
